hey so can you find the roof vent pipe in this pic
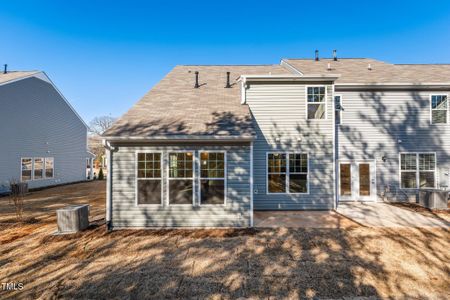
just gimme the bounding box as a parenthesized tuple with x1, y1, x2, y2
(194, 71, 199, 88)
(368, 64, 372, 71)
(327, 63, 331, 71)
(3, 64, 7, 74)
(225, 72, 231, 88)
(333, 49, 337, 61)
(315, 50, 319, 61)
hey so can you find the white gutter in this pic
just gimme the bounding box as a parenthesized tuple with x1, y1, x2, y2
(102, 135, 256, 142)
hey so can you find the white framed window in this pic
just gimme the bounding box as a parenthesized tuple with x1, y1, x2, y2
(430, 94, 448, 124)
(168, 151, 194, 205)
(21, 158, 32, 182)
(400, 153, 436, 189)
(334, 95, 342, 125)
(33, 158, 44, 180)
(199, 151, 226, 205)
(306, 86, 327, 119)
(21, 157, 54, 181)
(136, 152, 162, 205)
(267, 152, 309, 194)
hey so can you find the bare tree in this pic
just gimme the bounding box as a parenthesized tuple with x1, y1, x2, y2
(89, 116, 116, 135)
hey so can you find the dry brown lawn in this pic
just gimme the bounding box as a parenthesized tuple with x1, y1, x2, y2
(0, 181, 449, 299)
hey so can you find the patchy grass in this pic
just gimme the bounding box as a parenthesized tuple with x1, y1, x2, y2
(0, 181, 449, 299)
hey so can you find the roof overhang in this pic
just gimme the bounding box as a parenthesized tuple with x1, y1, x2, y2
(102, 135, 255, 143)
(336, 82, 450, 90)
(239, 74, 340, 83)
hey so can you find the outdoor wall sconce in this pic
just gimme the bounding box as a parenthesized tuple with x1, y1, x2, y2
(382, 156, 387, 162)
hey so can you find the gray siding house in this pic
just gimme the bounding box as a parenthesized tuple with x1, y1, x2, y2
(0, 70, 94, 193)
(103, 55, 450, 229)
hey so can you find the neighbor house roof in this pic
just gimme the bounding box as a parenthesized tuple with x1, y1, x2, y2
(282, 58, 450, 84)
(0, 71, 40, 85)
(104, 65, 292, 139)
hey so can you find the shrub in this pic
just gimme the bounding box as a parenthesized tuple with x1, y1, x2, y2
(98, 168, 104, 180)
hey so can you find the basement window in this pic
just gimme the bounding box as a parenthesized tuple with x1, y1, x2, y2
(431, 95, 448, 124)
(400, 153, 436, 189)
(200, 152, 226, 205)
(267, 152, 309, 194)
(136, 152, 162, 205)
(168, 152, 194, 205)
(307, 86, 326, 119)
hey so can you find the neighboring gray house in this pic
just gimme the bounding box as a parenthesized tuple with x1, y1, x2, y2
(103, 54, 450, 228)
(0, 69, 94, 193)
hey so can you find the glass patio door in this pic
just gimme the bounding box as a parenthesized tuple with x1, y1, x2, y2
(339, 161, 376, 201)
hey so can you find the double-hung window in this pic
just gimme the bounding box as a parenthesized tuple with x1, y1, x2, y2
(268, 153, 308, 194)
(400, 153, 436, 189)
(21, 158, 32, 181)
(136, 152, 162, 205)
(34, 158, 44, 180)
(45, 158, 54, 178)
(431, 95, 448, 124)
(307, 86, 326, 119)
(200, 152, 226, 205)
(168, 152, 194, 205)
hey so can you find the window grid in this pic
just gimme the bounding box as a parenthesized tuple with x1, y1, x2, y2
(137, 153, 162, 179)
(45, 158, 54, 178)
(33, 158, 44, 180)
(136, 152, 163, 206)
(431, 95, 448, 124)
(200, 152, 225, 179)
(400, 153, 436, 189)
(267, 153, 308, 194)
(169, 152, 194, 179)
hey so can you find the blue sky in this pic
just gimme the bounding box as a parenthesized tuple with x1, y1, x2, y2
(1, 1, 450, 123)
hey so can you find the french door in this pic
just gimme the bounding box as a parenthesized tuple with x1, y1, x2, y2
(339, 161, 376, 201)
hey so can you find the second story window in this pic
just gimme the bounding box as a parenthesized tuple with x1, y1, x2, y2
(431, 95, 448, 124)
(307, 86, 326, 119)
(334, 95, 342, 124)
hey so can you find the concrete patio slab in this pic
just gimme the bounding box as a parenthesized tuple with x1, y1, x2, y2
(337, 202, 450, 228)
(254, 210, 358, 228)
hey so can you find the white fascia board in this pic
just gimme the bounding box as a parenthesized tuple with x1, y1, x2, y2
(336, 82, 450, 89)
(280, 59, 303, 75)
(103, 135, 256, 142)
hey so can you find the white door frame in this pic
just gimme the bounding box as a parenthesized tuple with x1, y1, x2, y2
(338, 160, 377, 202)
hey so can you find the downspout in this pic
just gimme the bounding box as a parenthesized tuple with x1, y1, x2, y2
(250, 141, 254, 227)
(103, 139, 116, 231)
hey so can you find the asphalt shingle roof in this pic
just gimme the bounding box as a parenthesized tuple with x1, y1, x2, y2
(104, 65, 292, 138)
(283, 58, 450, 84)
(0, 71, 40, 85)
